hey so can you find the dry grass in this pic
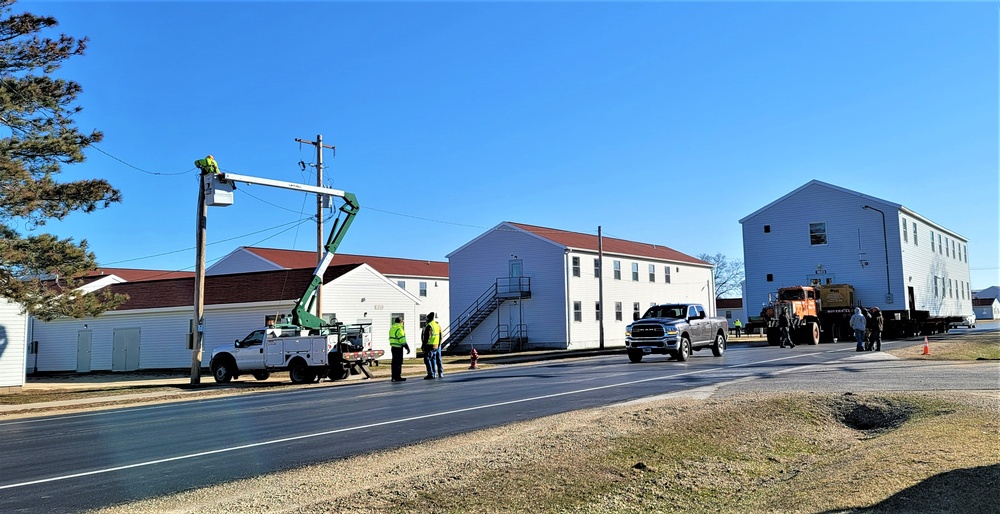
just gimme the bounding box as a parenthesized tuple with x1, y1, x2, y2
(89, 391, 999, 514)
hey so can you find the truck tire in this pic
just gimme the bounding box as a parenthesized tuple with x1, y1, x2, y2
(627, 349, 644, 363)
(712, 332, 726, 357)
(802, 322, 820, 345)
(289, 361, 314, 384)
(329, 361, 350, 380)
(251, 371, 270, 381)
(766, 328, 780, 346)
(677, 336, 691, 362)
(211, 357, 234, 383)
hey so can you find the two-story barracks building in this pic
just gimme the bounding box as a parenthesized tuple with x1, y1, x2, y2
(444, 222, 714, 351)
(740, 180, 974, 320)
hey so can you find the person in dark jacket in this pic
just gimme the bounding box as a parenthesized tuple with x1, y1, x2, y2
(779, 309, 795, 348)
(869, 307, 884, 351)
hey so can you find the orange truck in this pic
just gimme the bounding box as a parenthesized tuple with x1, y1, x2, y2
(760, 284, 961, 346)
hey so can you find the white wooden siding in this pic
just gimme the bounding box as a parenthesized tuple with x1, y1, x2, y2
(0, 299, 28, 388)
(448, 225, 568, 349)
(30, 265, 418, 372)
(448, 223, 715, 351)
(742, 181, 973, 318)
(566, 250, 715, 348)
(387, 273, 449, 325)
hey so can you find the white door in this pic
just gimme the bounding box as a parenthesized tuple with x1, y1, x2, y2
(76, 330, 92, 373)
(112, 328, 141, 372)
(508, 301, 521, 336)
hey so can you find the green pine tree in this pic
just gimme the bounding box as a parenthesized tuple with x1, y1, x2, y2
(0, 0, 126, 321)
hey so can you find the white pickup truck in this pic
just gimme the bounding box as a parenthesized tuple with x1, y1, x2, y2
(625, 303, 729, 363)
(210, 326, 383, 384)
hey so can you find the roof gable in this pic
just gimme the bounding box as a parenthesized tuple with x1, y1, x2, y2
(739, 180, 901, 224)
(507, 222, 708, 265)
(236, 247, 448, 278)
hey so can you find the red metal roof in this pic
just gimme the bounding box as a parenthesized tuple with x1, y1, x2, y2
(242, 247, 448, 277)
(972, 298, 996, 306)
(507, 222, 707, 265)
(103, 265, 361, 311)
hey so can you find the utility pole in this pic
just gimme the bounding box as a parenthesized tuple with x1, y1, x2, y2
(191, 170, 209, 385)
(296, 135, 335, 321)
(598, 226, 605, 349)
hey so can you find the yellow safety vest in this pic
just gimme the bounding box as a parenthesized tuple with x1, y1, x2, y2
(427, 320, 441, 348)
(734, 319, 742, 327)
(389, 323, 406, 347)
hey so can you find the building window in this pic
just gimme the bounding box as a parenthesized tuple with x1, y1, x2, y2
(419, 281, 427, 297)
(397, 280, 406, 289)
(613, 260, 621, 280)
(573, 301, 582, 322)
(930, 230, 935, 252)
(767, 274, 774, 282)
(572, 256, 580, 277)
(764, 225, 771, 233)
(809, 222, 827, 245)
(633, 302, 641, 320)
(913, 222, 918, 245)
(938, 234, 943, 254)
(664, 266, 671, 284)
(594, 258, 601, 278)
(595, 301, 601, 321)
(902, 218, 908, 242)
(615, 302, 623, 321)
(945, 237, 950, 257)
(952, 240, 956, 259)
(631, 262, 639, 282)
(963, 244, 968, 262)
(648, 264, 655, 282)
(933, 277, 938, 297)
(725, 310, 732, 319)
(419, 314, 428, 329)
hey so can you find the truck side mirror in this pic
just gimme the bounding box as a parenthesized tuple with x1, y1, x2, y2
(633, 312, 640, 321)
(234, 339, 240, 348)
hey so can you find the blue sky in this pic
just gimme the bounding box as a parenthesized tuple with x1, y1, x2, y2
(26, 1, 999, 289)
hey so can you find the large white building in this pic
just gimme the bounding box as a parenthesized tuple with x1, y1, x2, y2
(30, 264, 421, 372)
(740, 180, 974, 319)
(208, 247, 449, 327)
(444, 222, 714, 352)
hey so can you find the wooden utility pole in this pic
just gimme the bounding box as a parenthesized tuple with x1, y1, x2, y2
(295, 135, 335, 321)
(598, 225, 605, 349)
(191, 172, 208, 384)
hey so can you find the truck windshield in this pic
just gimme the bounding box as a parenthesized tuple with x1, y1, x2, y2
(779, 289, 805, 301)
(643, 306, 686, 319)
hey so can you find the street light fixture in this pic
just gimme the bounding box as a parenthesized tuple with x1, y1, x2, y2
(862, 205, 893, 304)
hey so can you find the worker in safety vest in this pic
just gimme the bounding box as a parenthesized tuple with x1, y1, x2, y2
(389, 317, 410, 382)
(421, 312, 443, 379)
(733, 318, 742, 338)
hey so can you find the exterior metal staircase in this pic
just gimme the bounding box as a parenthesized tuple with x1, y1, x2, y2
(441, 277, 530, 352)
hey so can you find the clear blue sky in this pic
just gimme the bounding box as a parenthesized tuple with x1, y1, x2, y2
(29, 1, 1000, 289)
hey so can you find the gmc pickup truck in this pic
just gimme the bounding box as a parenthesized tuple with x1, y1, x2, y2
(625, 303, 728, 362)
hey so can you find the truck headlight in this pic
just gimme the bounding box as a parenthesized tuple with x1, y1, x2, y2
(666, 328, 678, 336)
(625, 327, 632, 337)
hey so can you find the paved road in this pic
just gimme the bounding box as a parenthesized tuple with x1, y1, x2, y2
(0, 335, 996, 513)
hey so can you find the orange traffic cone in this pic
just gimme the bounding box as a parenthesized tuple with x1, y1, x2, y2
(922, 337, 930, 355)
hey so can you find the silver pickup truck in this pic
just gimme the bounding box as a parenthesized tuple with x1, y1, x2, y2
(625, 303, 728, 362)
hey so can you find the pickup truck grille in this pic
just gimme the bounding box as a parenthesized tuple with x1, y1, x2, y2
(631, 325, 665, 338)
